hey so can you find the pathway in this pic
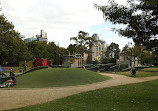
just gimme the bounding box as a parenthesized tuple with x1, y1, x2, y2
(0, 73, 158, 111)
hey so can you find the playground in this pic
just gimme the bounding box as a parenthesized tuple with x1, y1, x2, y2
(0, 66, 158, 110)
(0, 73, 158, 110)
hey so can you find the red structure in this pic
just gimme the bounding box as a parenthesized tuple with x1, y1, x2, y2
(35, 58, 50, 67)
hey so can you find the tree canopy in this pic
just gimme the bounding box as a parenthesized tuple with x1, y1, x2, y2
(0, 15, 30, 65)
(95, 0, 158, 50)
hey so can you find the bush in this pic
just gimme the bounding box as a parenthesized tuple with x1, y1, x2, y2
(109, 65, 119, 71)
(120, 64, 128, 69)
(92, 61, 99, 65)
(104, 63, 116, 71)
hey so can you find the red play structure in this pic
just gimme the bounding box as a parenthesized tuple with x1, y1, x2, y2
(35, 58, 50, 67)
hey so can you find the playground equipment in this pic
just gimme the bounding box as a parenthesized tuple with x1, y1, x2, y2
(63, 53, 88, 68)
(35, 58, 50, 67)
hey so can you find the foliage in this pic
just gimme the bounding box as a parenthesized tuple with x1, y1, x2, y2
(122, 44, 153, 66)
(67, 44, 78, 54)
(70, 31, 89, 54)
(70, 31, 96, 54)
(95, 0, 158, 50)
(27, 41, 49, 59)
(27, 41, 68, 65)
(0, 15, 30, 65)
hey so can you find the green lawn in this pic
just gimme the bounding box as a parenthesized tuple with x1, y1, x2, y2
(13, 68, 110, 88)
(9, 79, 158, 111)
(110, 71, 158, 77)
(141, 67, 158, 71)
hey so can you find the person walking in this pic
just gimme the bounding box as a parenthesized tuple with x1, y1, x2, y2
(23, 61, 27, 72)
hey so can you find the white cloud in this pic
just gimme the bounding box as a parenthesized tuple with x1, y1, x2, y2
(1, 0, 130, 48)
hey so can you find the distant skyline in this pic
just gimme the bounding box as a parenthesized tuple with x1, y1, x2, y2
(1, 0, 133, 49)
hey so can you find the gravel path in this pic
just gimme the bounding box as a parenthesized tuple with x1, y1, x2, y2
(0, 73, 158, 111)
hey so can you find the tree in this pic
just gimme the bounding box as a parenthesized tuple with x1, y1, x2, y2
(67, 44, 78, 54)
(27, 41, 49, 59)
(141, 50, 153, 65)
(0, 15, 30, 65)
(70, 31, 89, 54)
(47, 42, 68, 65)
(95, 0, 158, 50)
(122, 44, 146, 66)
(105, 42, 120, 63)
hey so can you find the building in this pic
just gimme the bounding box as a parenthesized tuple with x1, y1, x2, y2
(91, 34, 107, 61)
(117, 53, 139, 68)
(24, 29, 47, 43)
(36, 29, 48, 42)
(24, 36, 37, 43)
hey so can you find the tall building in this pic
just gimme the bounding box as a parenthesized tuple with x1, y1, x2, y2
(36, 29, 48, 42)
(91, 34, 106, 61)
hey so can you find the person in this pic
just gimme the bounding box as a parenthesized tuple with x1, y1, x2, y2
(10, 68, 13, 76)
(5, 78, 13, 87)
(0, 74, 16, 88)
(10, 74, 17, 86)
(23, 61, 27, 72)
(131, 68, 136, 76)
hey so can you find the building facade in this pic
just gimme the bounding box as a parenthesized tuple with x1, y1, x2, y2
(91, 34, 106, 61)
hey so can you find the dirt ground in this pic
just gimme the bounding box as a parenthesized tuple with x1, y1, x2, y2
(0, 73, 158, 111)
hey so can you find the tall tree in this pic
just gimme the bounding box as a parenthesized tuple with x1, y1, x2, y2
(67, 44, 78, 54)
(0, 15, 29, 65)
(95, 0, 158, 50)
(70, 31, 89, 54)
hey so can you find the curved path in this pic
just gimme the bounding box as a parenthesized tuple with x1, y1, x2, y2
(0, 73, 158, 111)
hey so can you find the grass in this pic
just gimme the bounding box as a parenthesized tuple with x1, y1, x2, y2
(13, 68, 111, 88)
(141, 67, 158, 71)
(9, 79, 158, 111)
(110, 71, 158, 77)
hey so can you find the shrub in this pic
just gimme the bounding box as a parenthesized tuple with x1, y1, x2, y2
(109, 65, 119, 71)
(104, 63, 116, 71)
(120, 64, 128, 69)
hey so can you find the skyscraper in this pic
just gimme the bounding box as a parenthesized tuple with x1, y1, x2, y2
(37, 29, 47, 42)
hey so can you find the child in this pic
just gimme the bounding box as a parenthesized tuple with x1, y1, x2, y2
(131, 68, 136, 76)
(5, 78, 13, 87)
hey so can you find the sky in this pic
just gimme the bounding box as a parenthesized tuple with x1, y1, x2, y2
(1, 0, 133, 49)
